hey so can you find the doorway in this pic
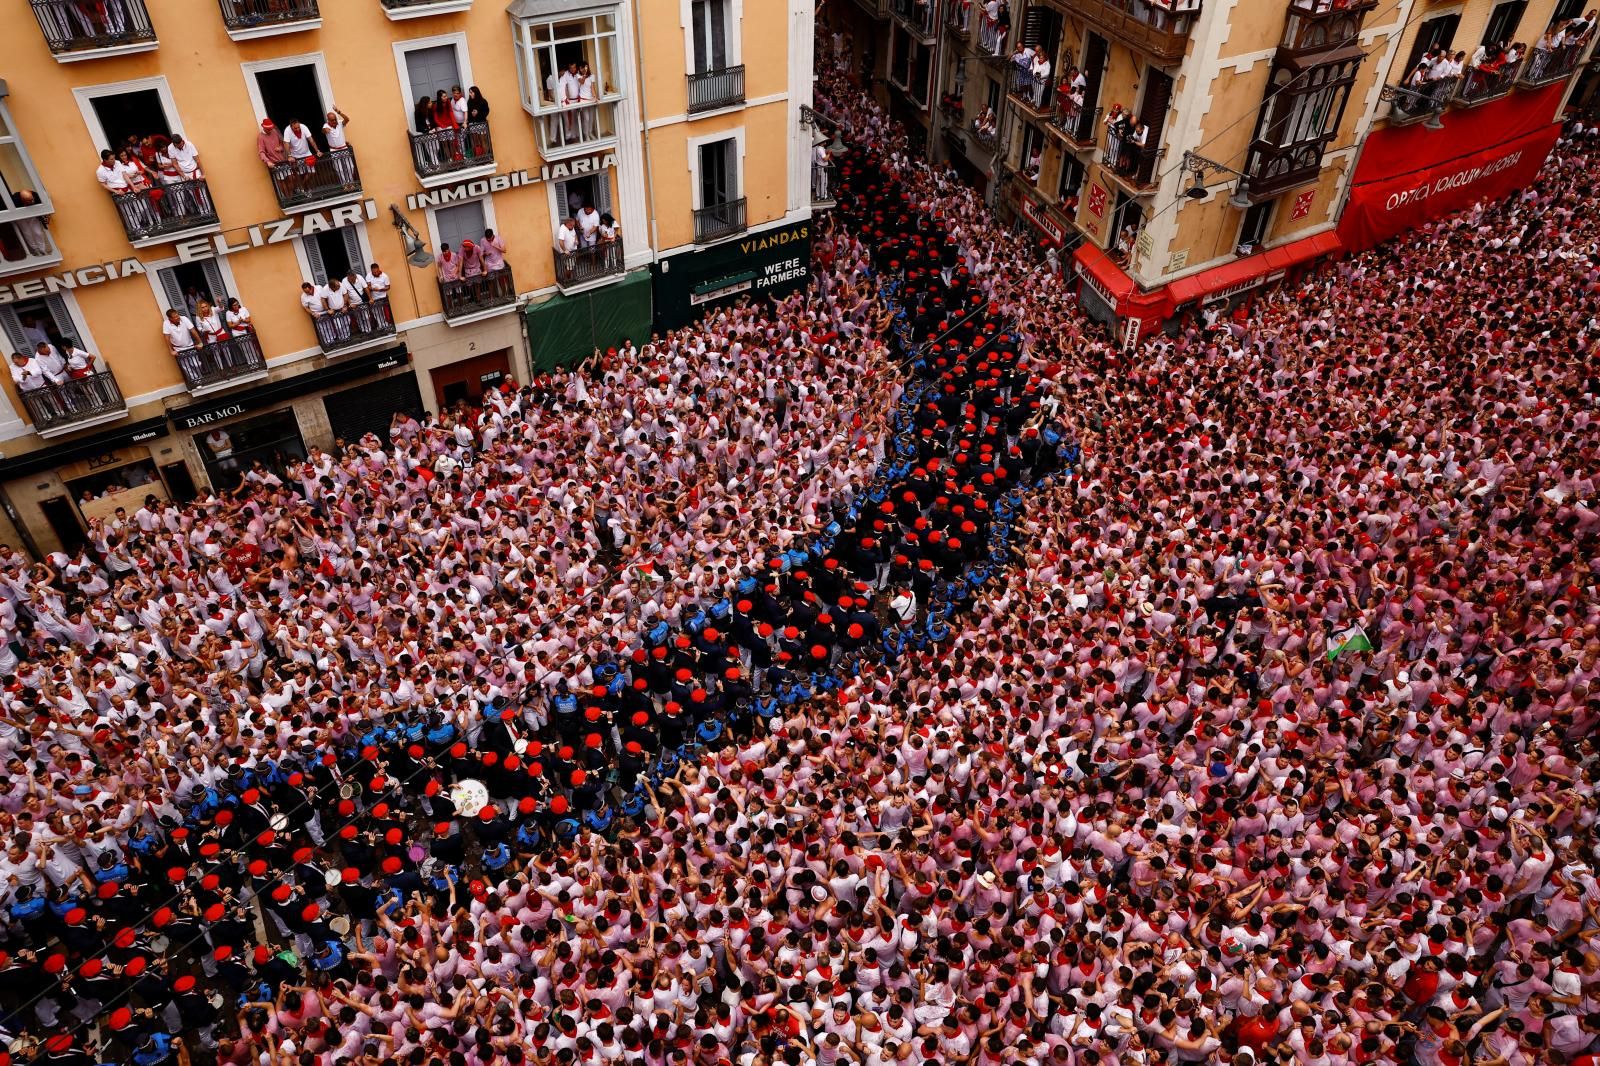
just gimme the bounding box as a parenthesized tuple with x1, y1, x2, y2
(160, 462, 199, 506)
(89, 89, 171, 154)
(38, 496, 85, 554)
(254, 65, 328, 152)
(430, 349, 512, 410)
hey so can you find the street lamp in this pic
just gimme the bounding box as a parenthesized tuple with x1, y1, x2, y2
(1181, 151, 1254, 211)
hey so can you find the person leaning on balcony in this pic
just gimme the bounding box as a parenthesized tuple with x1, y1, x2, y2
(479, 230, 506, 274)
(467, 86, 491, 125)
(365, 263, 391, 302)
(459, 239, 484, 280)
(437, 244, 461, 283)
(283, 119, 321, 178)
(450, 88, 469, 130)
(323, 108, 355, 187)
(94, 149, 131, 196)
(299, 281, 328, 319)
(556, 218, 580, 256)
(225, 298, 254, 336)
(257, 119, 287, 168)
(577, 202, 601, 247)
(193, 299, 229, 346)
(9, 191, 52, 258)
(8, 351, 59, 393)
(162, 308, 202, 358)
(31, 342, 66, 383)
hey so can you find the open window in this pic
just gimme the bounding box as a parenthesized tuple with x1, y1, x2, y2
(690, 0, 734, 73)
(0, 92, 59, 275)
(1482, 0, 1527, 46)
(73, 79, 181, 154)
(432, 200, 487, 259)
(697, 138, 738, 209)
(245, 57, 333, 153)
(0, 295, 84, 356)
(512, 9, 623, 114)
(1402, 14, 1461, 78)
(302, 226, 364, 286)
(154, 260, 233, 316)
(554, 172, 613, 223)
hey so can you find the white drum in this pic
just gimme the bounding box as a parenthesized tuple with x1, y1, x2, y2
(451, 778, 490, 814)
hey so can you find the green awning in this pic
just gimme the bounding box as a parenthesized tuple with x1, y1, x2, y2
(524, 270, 652, 371)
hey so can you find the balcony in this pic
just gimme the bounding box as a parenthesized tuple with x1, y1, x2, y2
(1281, 0, 1378, 59)
(812, 162, 835, 208)
(410, 123, 494, 181)
(313, 300, 396, 355)
(1104, 133, 1159, 192)
(1519, 41, 1587, 87)
(19, 369, 127, 438)
(0, 218, 63, 279)
(533, 102, 619, 162)
(30, 0, 157, 61)
(854, 0, 890, 19)
(217, 0, 320, 40)
(891, 0, 937, 40)
(1050, 98, 1101, 148)
(1243, 137, 1331, 200)
(175, 334, 269, 396)
(555, 241, 626, 293)
(1456, 58, 1522, 105)
(687, 66, 747, 114)
(694, 198, 747, 243)
(112, 181, 219, 247)
(1065, 0, 1197, 65)
(1381, 78, 1455, 126)
(381, 0, 475, 17)
(970, 119, 999, 151)
(977, 12, 1008, 57)
(440, 268, 518, 324)
(1010, 68, 1054, 114)
(269, 148, 362, 212)
(945, 0, 971, 38)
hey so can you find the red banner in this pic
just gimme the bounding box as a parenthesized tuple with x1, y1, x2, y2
(1338, 85, 1565, 251)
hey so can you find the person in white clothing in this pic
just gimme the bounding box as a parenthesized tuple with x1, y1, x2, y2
(322, 108, 355, 187)
(165, 135, 203, 180)
(96, 149, 153, 235)
(365, 263, 392, 303)
(162, 309, 202, 382)
(281, 119, 320, 201)
(576, 202, 601, 247)
(577, 63, 599, 139)
(224, 298, 254, 335)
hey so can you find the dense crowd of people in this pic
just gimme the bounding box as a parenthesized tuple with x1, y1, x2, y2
(0, 25, 1597, 1066)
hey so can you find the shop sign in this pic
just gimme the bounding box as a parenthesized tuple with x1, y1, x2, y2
(404, 153, 618, 211)
(0, 202, 380, 302)
(1018, 195, 1065, 244)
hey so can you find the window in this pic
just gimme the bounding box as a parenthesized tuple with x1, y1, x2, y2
(302, 227, 364, 286)
(1018, 120, 1046, 178)
(155, 261, 232, 316)
(690, 0, 732, 73)
(433, 201, 486, 259)
(1057, 154, 1084, 204)
(1238, 200, 1273, 252)
(404, 45, 464, 119)
(890, 27, 913, 89)
(245, 59, 333, 153)
(73, 80, 180, 154)
(1, 295, 84, 355)
(555, 173, 613, 223)
(513, 11, 622, 115)
(1552, 0, 1585, 21)
(1256, 61, 1356, 147)
(1482, 1, 1527, 45)
(0, 95, 56, 272)
(1403, 15, 1460, 77)
(986, 78, 1001, 112)
(698, 138, 738, 208)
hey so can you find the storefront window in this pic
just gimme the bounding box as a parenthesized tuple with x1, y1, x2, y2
(198, 409, 308, 492)
(514, 11, 622, 115)
(66, 458, 167, 526)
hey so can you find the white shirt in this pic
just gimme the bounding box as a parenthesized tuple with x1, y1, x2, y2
(577, 207, 601, 240)
(9, 359, 54, 390)
(225, 306, 254, 332)
(165, 140, 201, 178)
(284, 125, 315, 161)
(559, 71, 581, 105)
(365, 271, 391, 298)
(96, 163, 130, 194)
(323, 282, 353, 312)
(300, 290, 326, 316)
(556, 225, 579, 253)
(323, 118, 348, 150)
(162, 316, 198, 353)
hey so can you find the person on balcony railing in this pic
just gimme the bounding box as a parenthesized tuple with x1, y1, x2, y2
(322, 107, 356, 189)
(8, 191, 52, 259)
(480, 229, 507, 274)
(1029, 50, 1052, 108)
(158, 134, 205, 221)
(437, 244, 462, 288)
(596, 215, 620, 269)
(299, 280, 327, 323)
(1104, 104, 1129, 170)
(224, 298, 254, 336)
(8, 351, 61, 400)
(162, 307, 203, 361)
(556, 218, 580, 257)
(576, 202, 602, 247)
(322, 275, 364, 340)
(95, 149, 154, 235)
(257, 118, 287, 170)
(281, 119, 322, 200)
(365, 262, 392, 304)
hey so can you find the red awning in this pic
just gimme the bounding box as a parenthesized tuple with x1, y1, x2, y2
(1073, 245, 1138, 300)
(1165, 230, 1343, 305)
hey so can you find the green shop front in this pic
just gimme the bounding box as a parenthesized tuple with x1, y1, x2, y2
(651, 220, 813, 331)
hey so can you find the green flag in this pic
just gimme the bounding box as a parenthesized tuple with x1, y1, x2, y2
(1326, 625, 1373, 661)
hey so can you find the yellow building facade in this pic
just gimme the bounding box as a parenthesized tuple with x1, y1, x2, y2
(0, 0, 818, 555)
(839, 0, 1593, 340)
